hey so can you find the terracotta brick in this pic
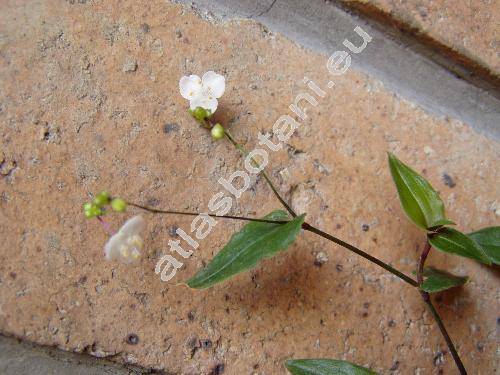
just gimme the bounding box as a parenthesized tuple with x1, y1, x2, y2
(0, 1, 498, 374)
(341, 0, 500, 75)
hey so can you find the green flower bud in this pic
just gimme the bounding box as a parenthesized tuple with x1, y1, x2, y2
(84, 207, 95, 218)
(111, 198, 127, 212)
(190, 107, 211, 121)
(93, 207, 103, 217)
(84, 203, 103, 218)
(93, 191, 110, 207)
(211, 123, 225, 140)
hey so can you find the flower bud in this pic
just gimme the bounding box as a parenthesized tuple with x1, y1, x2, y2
(84, 203, 103, 218)
(93, 191, 110, 207)
(111, 198, 127, 212)
(190, 107, 211, 121)
(211, 123, 225, 140)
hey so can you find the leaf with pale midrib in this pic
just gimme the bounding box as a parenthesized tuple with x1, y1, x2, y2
(468, 226, 500, 265)
(388, 153, 453, 230)
(420, 267, 468, 293)
(428, 227, 491, 265)
(187, 210, 305, 289)
(285, 359, 377, 375)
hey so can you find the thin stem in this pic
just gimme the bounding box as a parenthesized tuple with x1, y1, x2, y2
(302, 222, 418, 287)
(424, 297, 467, 375)
(223, 130, 297, 218)
(127, 202, 289, 225)
(192, 116, 297, 218)
(417, 241, 467, 374)
(417, 242, 431, 286)
(192, 115, 466, 372)
(130, 198, 416, 287)
(97, 216, 114, 235)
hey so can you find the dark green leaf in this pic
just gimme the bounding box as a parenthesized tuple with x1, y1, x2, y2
(285, 359, 377, 375)
(187, 210, 305, 289)
(420, 267, 468, 293)
(388, 153, 452, 230)
(428, 228, 491, 265)
(468, 226, 500, 265)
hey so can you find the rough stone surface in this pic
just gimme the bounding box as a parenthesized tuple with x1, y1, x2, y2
(172, 0, 500, 140)
(342, 0, 500, 75)
(0, 334, 144, 374)
(0, 1, 498, 374)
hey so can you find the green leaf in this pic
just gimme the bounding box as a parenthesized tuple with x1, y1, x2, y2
(388, 153, 452, 230)
(468, 226, 500, 265)
(428, 228, 491, 265)
(428, 218, 456, 231)
(419, 267, 469, 293)
(187, 210, 305, 289)
(285, 359, 377, 375)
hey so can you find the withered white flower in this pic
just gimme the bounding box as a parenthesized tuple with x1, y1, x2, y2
(179, 71, 225, 113)
(104, 215, 146, 264)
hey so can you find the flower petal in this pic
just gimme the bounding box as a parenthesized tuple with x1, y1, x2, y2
(104, 232, 126, 260)
(202, 71, 225, 98)
(190, 94, 218, 113)
(120, 247, 140, 264)
(179, 75, 202, 100)
(120, 215, 146, 236)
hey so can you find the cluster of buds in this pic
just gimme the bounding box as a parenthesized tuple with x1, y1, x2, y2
(83, 191, 145, 264)
(188, 106, 225, 140)
(82, 71, 229, 265)
(83, 191, 127, 218)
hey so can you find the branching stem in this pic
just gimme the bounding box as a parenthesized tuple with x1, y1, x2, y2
(223, 130, 297, 218)
(127, 202, 289, 225)
(188, 116, 467, 374)
(302, 223, 418, 286)
(417, 241, 467, 375)
(417, 242, 431, 286)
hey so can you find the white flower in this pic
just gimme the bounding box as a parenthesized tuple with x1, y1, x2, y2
(104, 215, 146, 264)
(179, 71, 225, 113)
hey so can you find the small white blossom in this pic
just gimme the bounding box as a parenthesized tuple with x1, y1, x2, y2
(179, 71, 225, 113)
(104, 215, 146, 263)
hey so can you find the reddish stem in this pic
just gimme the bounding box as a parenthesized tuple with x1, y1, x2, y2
(97, 216, 114, 235)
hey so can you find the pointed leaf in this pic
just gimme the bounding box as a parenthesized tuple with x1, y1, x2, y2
(428, 228, 491, 264)
(187, 210, 305, 289)
(388, 153, 450, 230)
(419, 267, 469, 293)
(428, 218, 456, 230)
(468, 226, 500, 265)
(285, 359, 377, 375)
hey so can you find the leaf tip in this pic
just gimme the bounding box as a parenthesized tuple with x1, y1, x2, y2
(185, 277, 203, 290)
(284, 359, 298, 373)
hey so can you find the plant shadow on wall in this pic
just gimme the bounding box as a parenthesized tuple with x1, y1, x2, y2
(223, 244, 328, 314)
(82, 71, 499, 375)
(488, 264, 500, 280)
